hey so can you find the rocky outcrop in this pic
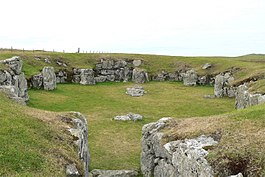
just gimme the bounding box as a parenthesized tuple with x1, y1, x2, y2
(141, 118, 218, 177)
(0, 56, 29, 104)
(235, 84, 265, 109)
(132, 68, 149, 84)
(62, 112, 90, 177)
(183, 69, 198, 86)
(126, 85, 145, 97)
(90, 169, 138, 177)
(113, 113, 143, 121)
(214, 73, 236, 98)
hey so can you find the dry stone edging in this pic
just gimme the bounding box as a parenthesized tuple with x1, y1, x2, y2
(63, 112, 90, 177)
(0, 56, 29, 104)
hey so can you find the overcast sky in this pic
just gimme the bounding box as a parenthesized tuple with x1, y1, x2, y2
(0, 0, 265, 56)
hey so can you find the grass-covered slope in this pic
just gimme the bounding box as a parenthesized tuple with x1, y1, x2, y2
(28, 82, 235, 170)
(162, 104, 265, 176)
(0, 93, 81, 176)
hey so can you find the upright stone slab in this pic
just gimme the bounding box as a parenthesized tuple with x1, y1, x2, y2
(80, 69, 95, 85)
(42, 67, 56, 90)
(214, 73, 235, 98)
(183, 69, 198, 86)
(132, 68, 149, 84)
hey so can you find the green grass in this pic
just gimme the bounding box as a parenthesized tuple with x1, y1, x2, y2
(28, 82, 235, 170)
(0, 94, 80, 176)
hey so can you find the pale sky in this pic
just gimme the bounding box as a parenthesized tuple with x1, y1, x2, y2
(0, 0, 265, 56)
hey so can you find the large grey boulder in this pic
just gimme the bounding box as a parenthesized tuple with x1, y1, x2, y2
(183, 69, 198, 86)
(126, 85, 145, 97)
(80, 69, 95, 85)
(214, 73, 235, 98)
(141, 118, 218, 177)
(42, 67, 56, 90)
(90, 169, 138, 177)
(132, 68, 149, 84)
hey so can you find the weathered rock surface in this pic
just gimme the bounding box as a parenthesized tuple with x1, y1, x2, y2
(214, 73, 236, 98)
(66, 164, 80, 177)
(126, 85, 145, 97)
(90, 169, 138, 177)
(235, 84, 265, 109)
(0, 56, 29, 104)
(42, 66, 57, 90)
(80, 69, 96, 85)
(202, 63, 212, 70)
(183, 69, 198, 86)
(64, 112, 90, 177)
(56, 70, 68, 83)
(113, 113, 143, 121)
(141, 118, 218, 177)
(132, 68, 149, 84)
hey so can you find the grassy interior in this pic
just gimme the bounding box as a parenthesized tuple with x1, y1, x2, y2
(28, 82, 234, 170)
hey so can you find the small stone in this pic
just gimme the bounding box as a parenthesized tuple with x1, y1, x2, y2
(133, 60, 142, 67)
(113, 113, 143, 121)
(66, 164, 80, 177)
(202, 63, 212, 70)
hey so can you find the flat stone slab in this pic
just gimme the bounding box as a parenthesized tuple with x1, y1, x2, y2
(113, 113, 143, 121)
(126, 85, 145, 97)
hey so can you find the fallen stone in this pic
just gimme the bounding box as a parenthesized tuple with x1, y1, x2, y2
(113, 113, 143, 121)
(202, 63, 212, 70)
(90, 169, 138, 177)
(126, 85, 145, 97)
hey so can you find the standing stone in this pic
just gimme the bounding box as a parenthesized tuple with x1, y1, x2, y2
(183, 69, 198, 86)
(14, 73, 29, 101)
(132, 68, 149, 84)
(214, 73, 235, 98)
(42, 67, 56, 90)
(80, 69, 95, 85)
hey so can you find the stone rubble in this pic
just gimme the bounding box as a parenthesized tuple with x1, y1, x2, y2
(126, 85, 145, 97)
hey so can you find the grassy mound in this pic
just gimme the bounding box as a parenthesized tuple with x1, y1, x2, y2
(0, 93, 81, 176)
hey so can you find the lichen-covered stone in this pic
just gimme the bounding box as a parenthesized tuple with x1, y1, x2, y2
(126, 85, 145, 97)
(132, 68, 149, 84)
(42, 67, 56, 90)
(141, 118, 217, 177)
(90, 169, 138, 177)
(183, 69, 198, 86)
(80, 69, 95, 85)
